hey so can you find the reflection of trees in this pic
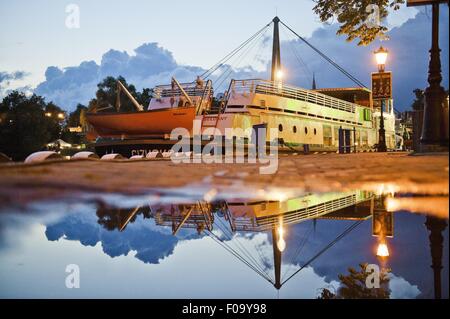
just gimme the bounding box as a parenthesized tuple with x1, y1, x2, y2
(318, 263, 390, 299)
(96, 205, 151, 231)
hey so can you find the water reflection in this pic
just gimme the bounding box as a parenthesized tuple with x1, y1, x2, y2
(0, 190, 448, 298)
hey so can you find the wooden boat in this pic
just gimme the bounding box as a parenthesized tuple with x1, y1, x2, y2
(86, 78, 213, 139)
(86, 106, 197, 138)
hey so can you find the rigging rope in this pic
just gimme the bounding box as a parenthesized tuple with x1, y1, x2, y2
(200, 22, 272, 79)
(205, 229, 274, 284)
(213, 212, 273, 281)
(281, 219, 364, 286)
(280, 26, 313, 87)
(281, 220, 314, 281)
(279, 20, 367, 88)
(214, 26, 270, 92)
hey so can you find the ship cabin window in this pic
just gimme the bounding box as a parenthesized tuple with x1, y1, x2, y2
(293, 126, 297, 133)
(278, 124, 283, 132)
(304, 127, 308, 135)
(314, 128, 317, 135)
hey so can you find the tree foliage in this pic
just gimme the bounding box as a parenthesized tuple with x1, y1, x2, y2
(313, 0, 405, 46)
(318, 263, 390, 299)
(0, 91, 65, 160)
(88, 76, 152, 113)
(60, 103, 88, 144)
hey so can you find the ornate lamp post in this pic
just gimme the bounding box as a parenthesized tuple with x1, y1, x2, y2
(420, 2, 448, 151)
(374, 46, 388, 152)
(406, 0, 448, 151)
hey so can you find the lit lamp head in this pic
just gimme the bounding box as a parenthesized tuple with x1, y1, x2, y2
(374, 46, 388, 72)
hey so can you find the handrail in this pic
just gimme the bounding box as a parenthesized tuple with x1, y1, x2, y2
(229, 79, 363, 114)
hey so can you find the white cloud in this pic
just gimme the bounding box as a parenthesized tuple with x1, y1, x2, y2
(389, 273, 421, 299)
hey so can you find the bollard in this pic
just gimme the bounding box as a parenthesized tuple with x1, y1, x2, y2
(72, 151, 99, 159)
(101, 153, 125, 160)
(24, 151, 63, 164)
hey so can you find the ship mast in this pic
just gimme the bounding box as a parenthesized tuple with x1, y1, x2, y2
(270, 16, 281, 81)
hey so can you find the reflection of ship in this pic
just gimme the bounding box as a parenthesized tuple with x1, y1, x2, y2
(96, 190, 381, 290)
(86, 17, 396, 157)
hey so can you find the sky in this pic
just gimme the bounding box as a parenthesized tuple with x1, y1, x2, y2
(0, 0, 448, 111)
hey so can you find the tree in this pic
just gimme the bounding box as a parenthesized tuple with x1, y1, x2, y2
(318, 263, 390, 299)
(61, 103, 88, 144)
(313, 0, 404, 46)
(88, 76, 146, 113)
(0, 91, 64, 160)
(136, 87, 153, 110)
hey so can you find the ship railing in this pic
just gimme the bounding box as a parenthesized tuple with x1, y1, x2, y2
(230, 194, 359, 231)
(230, 79, 357, 113)
(154, 82, 211, 98)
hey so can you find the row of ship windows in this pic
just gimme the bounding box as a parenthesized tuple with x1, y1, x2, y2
(278, 124, 317, 135)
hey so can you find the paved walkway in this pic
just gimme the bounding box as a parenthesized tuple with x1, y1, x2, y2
(0, 152, 448, 207)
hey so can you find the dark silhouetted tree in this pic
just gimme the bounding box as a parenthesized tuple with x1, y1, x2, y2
(0, 91, 64, 160)
(318, 263, 390, 299)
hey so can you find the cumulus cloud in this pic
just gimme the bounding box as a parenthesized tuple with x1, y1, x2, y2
(389, 273, 421, 299)
(34, 43, 202, 111)
(32, 9, 448, 111)
(0, 71, 30, 97)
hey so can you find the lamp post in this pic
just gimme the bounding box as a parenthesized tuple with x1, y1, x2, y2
(374, 46, 388, 152)
(420, 2, 448, 151)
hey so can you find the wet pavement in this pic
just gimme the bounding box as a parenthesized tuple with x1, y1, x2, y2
(0, 152, 448, 298)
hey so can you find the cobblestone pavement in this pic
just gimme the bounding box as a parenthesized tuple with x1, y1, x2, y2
(0, 152, 448, 207)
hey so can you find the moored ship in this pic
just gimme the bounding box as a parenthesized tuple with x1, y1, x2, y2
(86, 17, 396, 157)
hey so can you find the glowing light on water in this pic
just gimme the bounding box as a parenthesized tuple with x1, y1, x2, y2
(376, 242, 389, 258)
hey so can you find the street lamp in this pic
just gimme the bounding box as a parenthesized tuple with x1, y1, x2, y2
(374, 46, 388, 152)
(374, 46, 388, 72)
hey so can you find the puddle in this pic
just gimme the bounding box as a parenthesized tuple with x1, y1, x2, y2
(0, 188, 448, 298)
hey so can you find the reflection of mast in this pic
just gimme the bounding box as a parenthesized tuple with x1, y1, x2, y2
(425, 216, 448, 299)
(272, 227, 282, 290)
(119, 206, 141, 232)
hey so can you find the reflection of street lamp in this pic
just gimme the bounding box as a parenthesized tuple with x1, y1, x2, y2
(376, 240, 390, 258)
(374, 46, 388, 152)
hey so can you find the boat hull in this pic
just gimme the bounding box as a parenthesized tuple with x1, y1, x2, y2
(86, 106, 196, 138)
